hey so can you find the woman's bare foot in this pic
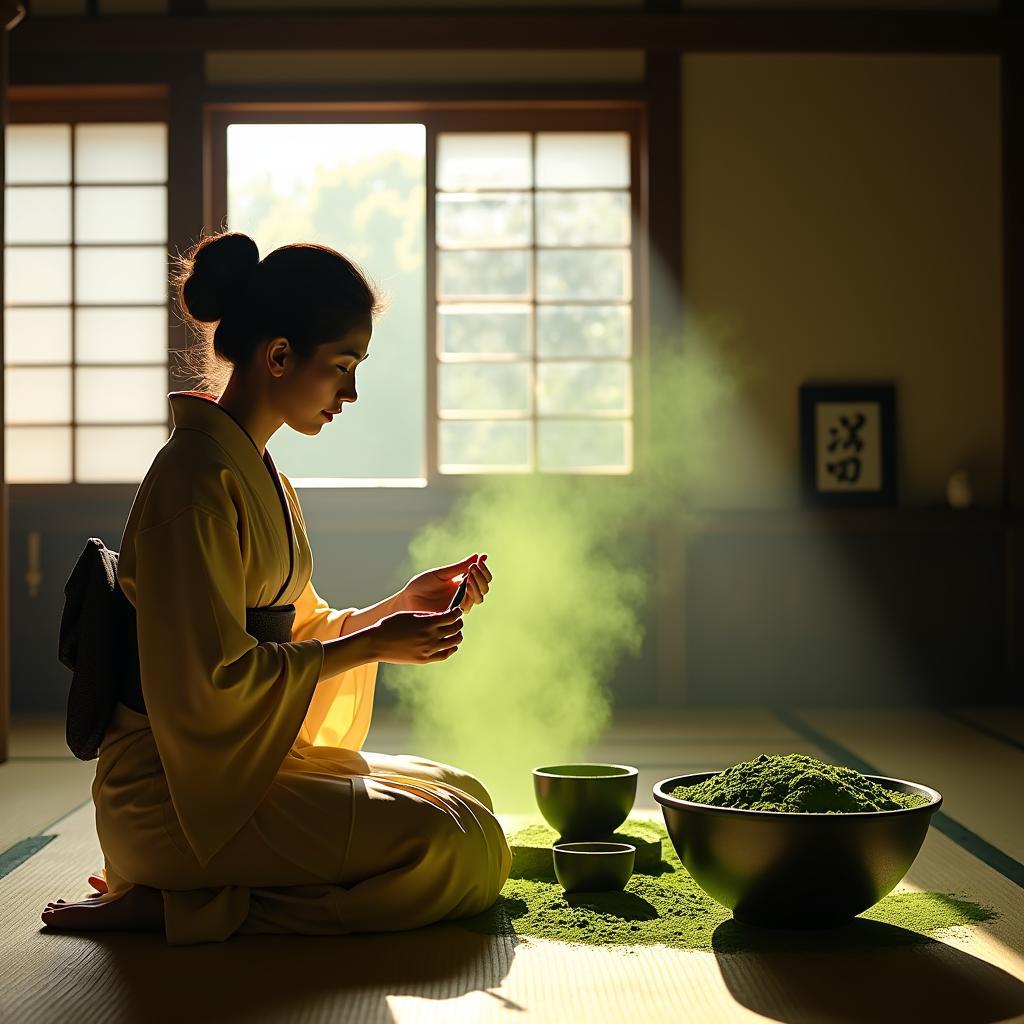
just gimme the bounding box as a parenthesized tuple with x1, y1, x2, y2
(40, 884, 163, 932)
(88, 872, 108, 895)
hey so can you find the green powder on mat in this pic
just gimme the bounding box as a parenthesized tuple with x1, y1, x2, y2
(459, 817, 994, 952)
(510, 824, 560, 845)
(510, 819, 666, 847)
(669, 753, 929, 813)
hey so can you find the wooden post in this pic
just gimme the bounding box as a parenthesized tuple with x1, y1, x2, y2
(0, 2, 25, 763)
(646, 0, 687, 706)
(1003, 44, 1024, 697)
(167, 53, 206, 395)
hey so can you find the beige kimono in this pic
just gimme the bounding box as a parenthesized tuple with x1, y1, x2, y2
(92, 391, 510, 945)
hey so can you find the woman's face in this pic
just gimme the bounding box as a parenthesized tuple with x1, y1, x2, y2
(280, 317, 373, 435)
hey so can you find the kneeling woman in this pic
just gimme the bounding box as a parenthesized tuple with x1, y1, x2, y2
(41, 232, 511, 945)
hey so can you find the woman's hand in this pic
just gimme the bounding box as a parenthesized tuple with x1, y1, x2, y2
(371, 608, 464, 665)
(400, 553, 492, 615)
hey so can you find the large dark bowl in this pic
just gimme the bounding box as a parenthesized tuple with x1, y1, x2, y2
(533, 763, 638, 841)
(653, 771, 942, 928)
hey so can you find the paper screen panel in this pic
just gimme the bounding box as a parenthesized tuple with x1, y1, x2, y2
(5, 426, 72, 482)
(5, 367, 72, 424)
(5, 247, 71, 304)
(75, 186, 166, 243)
(75, 307, 167, 363)
(75, 366, 167, 422)
(438, 304, 531, 358)
(75, 247, 167, 304)
(436, 192, 531, 248)
(535, 132, 630, 188)
(74, 123, 167, 183)
(437, 133, 532, 190)
(439, 420, 531, 472)
(439, 249, 530, 299)
(537, 305, 630, 358)
(4, 308, 72, 364)
(440, 362, 532, 416)
(537, 361, 631, 416)
(537, 249, 630, 301)
(535, 191, 629, 247)
(5, 186, 71, 244)
(5, 125, 71, 184)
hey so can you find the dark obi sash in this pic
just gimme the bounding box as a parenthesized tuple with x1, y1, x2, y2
(59, 537, 297, 761)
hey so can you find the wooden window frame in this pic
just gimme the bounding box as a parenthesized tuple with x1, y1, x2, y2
(206, 100, 648, 490)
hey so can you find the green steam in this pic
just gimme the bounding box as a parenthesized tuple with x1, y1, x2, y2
(386, 320, 753, 812)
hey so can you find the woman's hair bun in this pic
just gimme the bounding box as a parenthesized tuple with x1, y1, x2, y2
(179, 232, 260, 323)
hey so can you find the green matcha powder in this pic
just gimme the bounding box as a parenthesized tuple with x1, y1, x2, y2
(460, 817, 993, 952)
(670, 753, 929, 813)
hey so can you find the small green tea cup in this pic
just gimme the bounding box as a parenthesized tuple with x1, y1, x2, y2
(533, 763, 638, 841)
(553, 841, 636, 894)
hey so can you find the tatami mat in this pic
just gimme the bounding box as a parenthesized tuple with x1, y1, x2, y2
(0, 760, 94, 853)
(1, 800, 1023, 1023)
(796, 709, 1024, 863)
(953, 707, 1024, 748)
(0, 716, 95, 852)
(2, 711, 1023, 1023)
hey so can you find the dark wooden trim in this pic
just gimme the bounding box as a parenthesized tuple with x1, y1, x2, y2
(644, 51, 683, 352)
(9, 51, 184, 88)
(12, 12, 1020, 57)
(8, 83, 169, 121)
(0, 26, 8, 763)
(645, 0, 683, 706)
(630, 97, 649, 483)
(1005, 55, 1024, 514)
(1003, 49, 1024, 696)
(425, 124, 437, 485)
(9, 83, 168, 102)
(204, 86, 649, 107)
(206, 101, 645, 120)
(167, 54, 206, 398)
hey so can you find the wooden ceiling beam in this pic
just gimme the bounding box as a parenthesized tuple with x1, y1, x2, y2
(12, 11, 1020, 57)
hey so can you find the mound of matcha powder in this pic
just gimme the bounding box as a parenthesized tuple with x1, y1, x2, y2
(669, 753, 929, 813)
(458, 816, 994, 953)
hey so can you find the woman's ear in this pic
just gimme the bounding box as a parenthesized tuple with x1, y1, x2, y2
(266, 336, 292, 376)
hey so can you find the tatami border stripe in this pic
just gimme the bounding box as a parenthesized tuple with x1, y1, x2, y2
(940, 710, 1024, 754)
(0, 836, 57, 883)
(776, 709, 1024, 889)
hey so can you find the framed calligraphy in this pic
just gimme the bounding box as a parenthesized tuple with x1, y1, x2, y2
(799, 383, 897, 507)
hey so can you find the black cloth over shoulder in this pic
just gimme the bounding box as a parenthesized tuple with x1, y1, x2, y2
(58, 537, 297, 761)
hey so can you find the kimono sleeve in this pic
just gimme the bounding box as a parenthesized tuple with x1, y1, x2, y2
(133, 504, 325, 867)
(290, 574, 356, 644)
(292, 576, 379, 753)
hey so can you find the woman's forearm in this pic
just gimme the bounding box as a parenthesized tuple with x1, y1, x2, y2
(339, 591, 406, 637)
(320, 625, 381, 679)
